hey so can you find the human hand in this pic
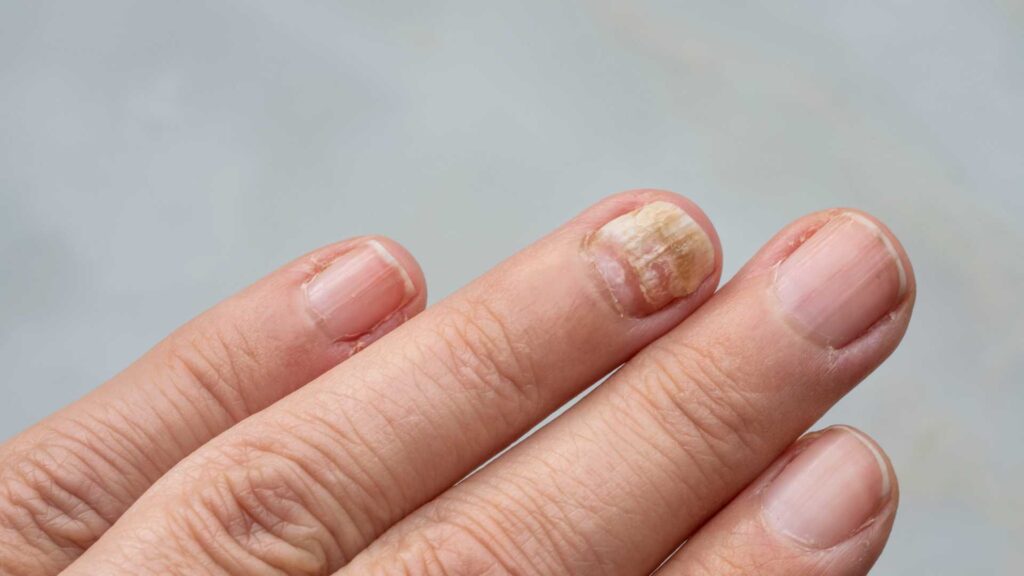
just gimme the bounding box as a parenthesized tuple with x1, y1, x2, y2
(0, 190, 913, 575)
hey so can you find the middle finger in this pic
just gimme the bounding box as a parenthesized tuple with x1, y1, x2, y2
(345, 209, 914, 575)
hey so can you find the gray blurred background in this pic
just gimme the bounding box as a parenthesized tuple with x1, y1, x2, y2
(1, 1, 1021, 573)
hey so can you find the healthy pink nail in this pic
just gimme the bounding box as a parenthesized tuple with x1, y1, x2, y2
(305, 241, 415, 340)
(774, 213, 907, 347)
(762, 427, 892, 548)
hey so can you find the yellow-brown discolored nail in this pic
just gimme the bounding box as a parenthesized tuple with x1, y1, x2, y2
(586, 201, 715, 317)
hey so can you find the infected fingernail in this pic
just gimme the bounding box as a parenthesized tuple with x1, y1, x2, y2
(305, 240, 416, 341)
(586, 201, 715, 317)
(774, 213, 907, 347)
(762, 427, 892, 549)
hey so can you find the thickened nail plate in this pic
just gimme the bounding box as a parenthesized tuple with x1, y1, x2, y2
(586, 201, 715, 317)
(762, 428, 891, 549)
(305, 241, 415, 340)
(774, 213, 907, 347)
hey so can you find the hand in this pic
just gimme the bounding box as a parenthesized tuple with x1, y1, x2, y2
(0, 190, 914, 575)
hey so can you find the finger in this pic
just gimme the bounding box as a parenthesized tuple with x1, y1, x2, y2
(0, 236, 426, 575)
(63, 191, 723, 575)
(345, 209, 914, 575)
(657, 426, 898, 576)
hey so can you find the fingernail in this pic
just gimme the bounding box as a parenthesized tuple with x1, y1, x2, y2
(305, 240, 416, 340)
(762, 427, 892, 548)
(774, 213, 907, 347)
(586, 201, 715, 317)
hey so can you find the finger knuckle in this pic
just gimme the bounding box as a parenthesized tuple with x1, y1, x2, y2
(174, 442, 348, 575)
(382, 478, 614, 576)
(381, 510, 539, 576)
(0, 429, 129, 564)
(167, 317, 265, 423)
(386, 525, 518, 576)
(634, 341, 766, 482)
(425, 297, 541, 427)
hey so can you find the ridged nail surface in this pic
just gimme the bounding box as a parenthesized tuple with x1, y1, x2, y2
(762, 427, 891, 548)
(586, 201, 715, 317)
(305, 240, 415, 340)
(774, 213, 906, 347)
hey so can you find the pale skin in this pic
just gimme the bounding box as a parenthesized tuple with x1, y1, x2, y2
(0, 190, 915, 575)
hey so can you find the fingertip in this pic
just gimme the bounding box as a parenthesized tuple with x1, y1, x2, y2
(580, 189, 723, 271)
(732, 208, 914, 355)
(827, 425, 901, 527)
(835, 208, 916, 305)
(743, 207, 915, 302)
(808, 426, 900, 570)
(361, 235, 428, 311)
(573, 190, 723, 319)
(824, 425, 899, 505)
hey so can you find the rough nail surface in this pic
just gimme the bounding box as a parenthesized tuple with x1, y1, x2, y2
(305, 240, 415, 340)
(774, 213, 906, 347)
(762, 427, 891, 549)
(586, 201, 715, 317)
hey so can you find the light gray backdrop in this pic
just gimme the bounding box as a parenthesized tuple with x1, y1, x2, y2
(1, 1, 1021, 573)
